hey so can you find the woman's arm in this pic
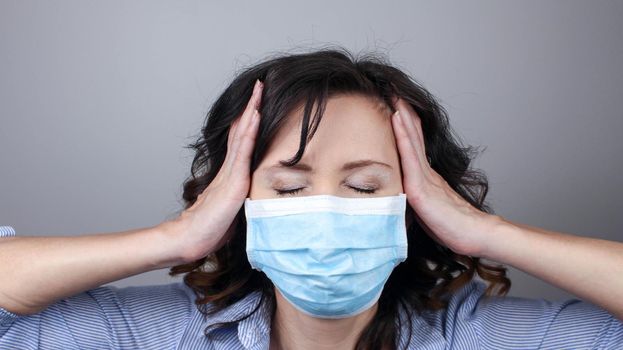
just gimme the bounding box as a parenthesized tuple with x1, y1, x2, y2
(0, 222, 187, 316)
(0, 79, 265, 319)
(390, 96, 623, 322)
(480, 218, 623, 321)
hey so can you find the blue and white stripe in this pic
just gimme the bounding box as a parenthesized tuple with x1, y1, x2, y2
(0, 226, 15, 238)
(1, 225, 622, 349)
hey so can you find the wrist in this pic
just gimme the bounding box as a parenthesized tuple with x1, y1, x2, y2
(151, 220, 195, 267)
(476, 214, 517, 262)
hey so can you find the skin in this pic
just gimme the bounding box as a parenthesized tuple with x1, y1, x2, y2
(174, 80, 622, 349)
(249, 93, 405, 350)
(250, 87, 623, 349)
(3, 79, 618, 348)
(390, 97, 623, 325)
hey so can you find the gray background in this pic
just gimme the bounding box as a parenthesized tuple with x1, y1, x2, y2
(1, 1, 621, 301)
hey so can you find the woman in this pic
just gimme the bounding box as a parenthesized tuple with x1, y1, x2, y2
(1, 48, 621, 350)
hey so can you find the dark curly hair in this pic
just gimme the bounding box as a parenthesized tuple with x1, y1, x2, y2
(168, 46, 511, 349)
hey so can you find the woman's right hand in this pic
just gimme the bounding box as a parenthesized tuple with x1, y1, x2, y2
(164, 79, 263, 263)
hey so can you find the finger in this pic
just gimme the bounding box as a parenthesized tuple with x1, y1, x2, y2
(241, 79, 263, 117)
(231, 108, 260, 176)
(395, 98, 426, 158)
(225, 80, 263, 168)
(230, 80, 262, 156)
(227, 116, 241, 151)
(395, 98, 429, 167)
(233, 79, 262, 141)
(391, 110, 426, 188)
(224, 114, 243, 169)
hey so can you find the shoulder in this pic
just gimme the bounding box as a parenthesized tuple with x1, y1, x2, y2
(417, 278, 622, 349)
(396, 278, 489, 349)
(70, 280, 198, 333)
(47, 281, 196, 348)
(416, 277, 488, 329)
(2, 281, 199, 348)
(82, 280, 196, 314)
(0, 226, 16, 237)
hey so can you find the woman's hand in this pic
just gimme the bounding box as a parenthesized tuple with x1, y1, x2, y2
(164, 79, 263, 262)
(390, 97, 501, 257)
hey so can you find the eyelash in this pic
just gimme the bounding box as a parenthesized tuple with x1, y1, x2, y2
(275, 186, 377, 196)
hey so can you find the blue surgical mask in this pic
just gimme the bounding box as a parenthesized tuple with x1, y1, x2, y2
(244, 193, 408, 319)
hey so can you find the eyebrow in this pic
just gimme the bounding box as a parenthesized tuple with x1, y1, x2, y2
(264, 159, 392, 173)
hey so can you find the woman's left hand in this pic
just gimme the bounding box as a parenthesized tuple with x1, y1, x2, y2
(390, 97, 501, 257)
(392, 98, 623, 322)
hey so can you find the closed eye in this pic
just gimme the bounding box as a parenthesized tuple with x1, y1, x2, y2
(274, 188, 304, 196)
(274, 186, 377, 196)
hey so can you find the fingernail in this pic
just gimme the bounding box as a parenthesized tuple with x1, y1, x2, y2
(392, 111, 403, 128)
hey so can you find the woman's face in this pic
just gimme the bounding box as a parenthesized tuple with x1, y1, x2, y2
(250, 93, 404, 199)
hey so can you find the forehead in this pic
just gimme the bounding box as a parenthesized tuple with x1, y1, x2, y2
(256, 93, 398, 172)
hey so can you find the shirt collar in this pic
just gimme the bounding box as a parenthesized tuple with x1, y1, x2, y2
(198, 279, 485, 349)
(395, 300, 448, 349)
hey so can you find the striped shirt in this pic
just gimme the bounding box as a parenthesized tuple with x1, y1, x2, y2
(0, 225, 622, 349)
